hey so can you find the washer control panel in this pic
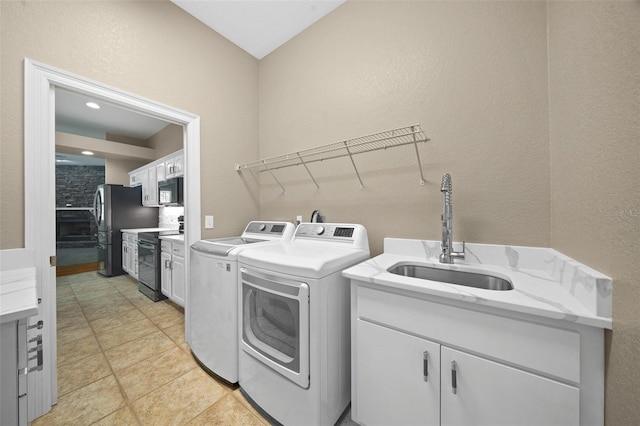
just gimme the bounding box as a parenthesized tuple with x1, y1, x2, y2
(296, 223, 355, 239)
(244, 221, 293, 236)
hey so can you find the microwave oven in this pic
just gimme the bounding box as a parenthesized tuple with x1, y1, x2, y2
(158, 177, 183, 206)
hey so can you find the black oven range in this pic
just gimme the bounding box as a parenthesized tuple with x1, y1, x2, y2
(137, 230, 179, 301)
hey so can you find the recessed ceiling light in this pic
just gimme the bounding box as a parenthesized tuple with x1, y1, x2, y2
(86, 102, 100, 109)
(81, 151, 94, 156)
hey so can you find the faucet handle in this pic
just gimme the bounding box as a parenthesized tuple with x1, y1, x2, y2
(452, 241, 466, 260)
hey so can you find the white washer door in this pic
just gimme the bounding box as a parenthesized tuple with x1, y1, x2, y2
(240, 267, 310, 389)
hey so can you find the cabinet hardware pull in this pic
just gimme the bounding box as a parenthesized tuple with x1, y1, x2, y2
(451, 361, 457, 394)
(27, 320, 44, 330)
(423, 351, 429, 382)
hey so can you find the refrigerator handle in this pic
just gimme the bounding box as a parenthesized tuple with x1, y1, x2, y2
(92, 188, 100, 226)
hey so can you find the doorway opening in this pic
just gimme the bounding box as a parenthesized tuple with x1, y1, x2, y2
(24, 58, 201, 420)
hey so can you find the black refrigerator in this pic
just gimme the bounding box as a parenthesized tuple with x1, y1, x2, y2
(92, 184, 158, 277)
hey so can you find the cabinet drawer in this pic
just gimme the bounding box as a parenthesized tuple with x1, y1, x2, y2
(161, 240, 171, 252)
(171, 242, 185, 257)
(355, 283, 580, 383)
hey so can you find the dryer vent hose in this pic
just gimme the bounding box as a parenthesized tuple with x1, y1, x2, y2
(310, 210, 323, 223)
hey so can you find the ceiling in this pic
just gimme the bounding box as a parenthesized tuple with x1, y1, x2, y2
(171, 0, 346, 59)
(55, 88, 170, 141)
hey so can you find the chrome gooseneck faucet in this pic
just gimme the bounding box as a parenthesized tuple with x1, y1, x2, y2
(439, 173, 465, 264)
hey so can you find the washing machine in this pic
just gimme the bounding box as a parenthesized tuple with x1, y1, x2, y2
(189, 221, 295, 384)
(238, 223, 370, 426)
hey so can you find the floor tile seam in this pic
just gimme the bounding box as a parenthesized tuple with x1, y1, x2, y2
(89, 309, 178, 362)
(229, 390, 271, 425)
(117, 358, 199, 408)
(86, 402, 141, 426)
(74, 291, 126, 304)
(212, 392, 269, 426)
(129, 366, 226, 425)
(56, 365, 112, 399)
(56, 298, 102, 369)
(88, 314, 142, 336)
(108, 342, 185, 378)
(81, 304, 138, 323)
(77, 293, 135, 307)
(91, 314, 144, 426)
(94, 324, 162, 352)
(182, 392, 235, 425)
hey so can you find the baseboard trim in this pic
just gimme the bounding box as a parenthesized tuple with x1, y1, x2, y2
(56, 262, 100, 277)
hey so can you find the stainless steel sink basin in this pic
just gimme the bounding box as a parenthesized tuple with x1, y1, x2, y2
(388, 263, 514, 291)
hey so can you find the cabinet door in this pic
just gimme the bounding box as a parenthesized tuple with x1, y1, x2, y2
(122, 241, 129, 274)
(145, 166, 158, 206)
(132, 244, 139, 280)
(166, 153, 184, 178)
(172, 154, 183, 177)
(160, 251, 172, 297)
(170, 255, 185, 307)
(354, 320, 440, 426)
(156, 162, 166, 183)
(440, 347, 579, 426)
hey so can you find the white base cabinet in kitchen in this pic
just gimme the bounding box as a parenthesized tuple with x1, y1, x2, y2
(122, 232, 138, 280)
(351, 284, 601, 426)
(160, 238, 185, 307)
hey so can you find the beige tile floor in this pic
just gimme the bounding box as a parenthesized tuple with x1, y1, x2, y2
(31, 271, 269, 426)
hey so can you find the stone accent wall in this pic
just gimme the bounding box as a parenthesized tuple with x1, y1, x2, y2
(56, 165, 105, 207)
(56, 165, 104, 248)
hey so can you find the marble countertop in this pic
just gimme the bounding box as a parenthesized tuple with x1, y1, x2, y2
(1, 249, 39, 324)
(159, 234, 184, 243)
(120, 228, 176, 234)
(343, 238, 612, 329)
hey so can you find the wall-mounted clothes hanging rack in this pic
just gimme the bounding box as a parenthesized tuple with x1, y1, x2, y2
(235, 124, 430, 192)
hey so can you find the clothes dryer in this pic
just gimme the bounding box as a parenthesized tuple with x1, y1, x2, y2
(238, 223, 369, 426)
(189, 221, 295, 384)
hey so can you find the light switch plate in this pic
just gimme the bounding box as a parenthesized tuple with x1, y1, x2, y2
(205, 215, 214, 229)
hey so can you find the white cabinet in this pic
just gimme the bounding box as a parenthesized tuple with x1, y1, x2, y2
(165, 151, 184, 178)
(440, 347, 579, 426)
(160, 238, 185, 307)
(129, 170, 144, 187)
(355, 320, 440, 426)
(128, 149, 183, 207)
(122, 232, 138, 279)
(351, 283, 588, 426)
(141, 166, 158, 206)
(160, 247, 172, 298)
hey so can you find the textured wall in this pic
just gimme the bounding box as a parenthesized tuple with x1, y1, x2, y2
(0, 0, 260, 249)
(147, 123, 183, 159)
(548, 2, 640, 423)
(258, 1, 550, 255)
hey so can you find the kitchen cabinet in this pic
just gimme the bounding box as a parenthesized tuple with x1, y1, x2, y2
(122, 232, 138, 279)
(141, 166, 158, 206)
(129, 149, 183, 207)
(129, 170, 144, 187)
(160, 238, 185, 307)
(165, 151, 184, 179)
(351, 284, 585, 426)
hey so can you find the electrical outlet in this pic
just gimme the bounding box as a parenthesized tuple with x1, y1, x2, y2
(205, 215, 214, 229)
(296, 215, 303, 225)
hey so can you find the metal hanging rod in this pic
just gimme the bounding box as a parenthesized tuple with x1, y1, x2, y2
(235, 124, 430, 191)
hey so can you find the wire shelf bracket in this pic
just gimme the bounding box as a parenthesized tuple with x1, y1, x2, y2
(235, 124, 430, 192)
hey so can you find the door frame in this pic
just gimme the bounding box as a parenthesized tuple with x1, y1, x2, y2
(24, 58, 201, 419)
